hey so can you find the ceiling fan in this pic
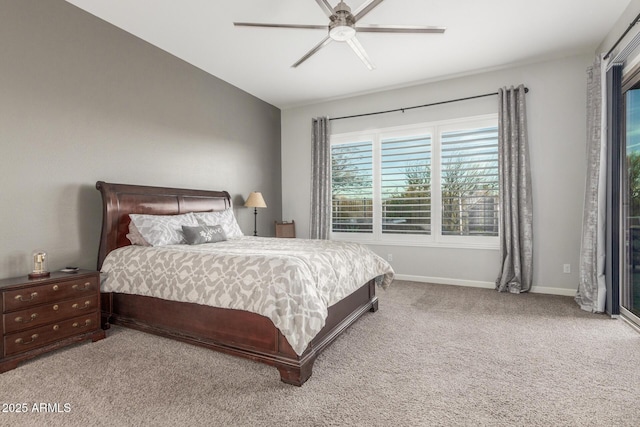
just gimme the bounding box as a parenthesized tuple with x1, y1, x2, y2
(234, 0, 446, 70)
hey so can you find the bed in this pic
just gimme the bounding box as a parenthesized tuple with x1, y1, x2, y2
(96, 181, 393, 386)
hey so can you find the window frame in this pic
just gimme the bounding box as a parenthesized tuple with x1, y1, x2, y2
(330, 114, 500, 250)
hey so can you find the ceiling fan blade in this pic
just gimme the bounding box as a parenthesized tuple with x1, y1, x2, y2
(346, 36, 375, 70)
(356, 24, 446, 34)
(292, 36, 333, 68)
(314, 0, 335, 18)
(353, 0, 385, 22)
(234, 22, 327, 30)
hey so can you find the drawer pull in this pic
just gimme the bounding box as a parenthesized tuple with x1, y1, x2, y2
(15, 334, 39, 345)
(53, 325, 60, 331)
(72, 301, 91, 310)
(14, 313, 38, 323)
(72, 319, 92, 328)
(53, 304, 59, 311)
(52, 284, 59, 291)
(72, 282, 91, 291)
(14, 292, 38, 302)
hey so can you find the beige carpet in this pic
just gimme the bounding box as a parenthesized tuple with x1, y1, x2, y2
(1, 281, 639, 427)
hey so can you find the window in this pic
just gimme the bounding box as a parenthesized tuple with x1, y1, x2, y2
(381, 135, 431, 235)
(331, 115, 499, 248)
(440, 126, 499, 237)
(332, 141, 373, 233)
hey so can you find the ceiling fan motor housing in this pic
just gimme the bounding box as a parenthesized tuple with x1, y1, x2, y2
(329, 1, 356, 41)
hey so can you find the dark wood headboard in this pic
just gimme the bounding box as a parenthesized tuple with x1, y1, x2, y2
(96, 181, 232, 270)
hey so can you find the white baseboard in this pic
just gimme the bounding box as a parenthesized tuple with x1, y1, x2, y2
(394, 274, 577, 297)
(528, 285, 577, 297)
(395, 274, 493, 289)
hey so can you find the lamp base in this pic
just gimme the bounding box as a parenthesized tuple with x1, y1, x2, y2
(28, 271, 50, 279)
(253, 207, 258, 236)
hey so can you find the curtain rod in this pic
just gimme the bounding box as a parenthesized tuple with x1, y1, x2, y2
(604, 10, 640, 61)
(329, 87, 529, 121)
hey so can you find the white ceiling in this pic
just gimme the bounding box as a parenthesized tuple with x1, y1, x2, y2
(64, 0, 631, 109)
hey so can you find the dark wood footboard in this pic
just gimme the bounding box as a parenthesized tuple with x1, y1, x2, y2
(101, 279, 377, 385)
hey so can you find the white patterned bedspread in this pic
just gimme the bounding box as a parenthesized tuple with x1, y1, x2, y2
(100, 236, 394, 355)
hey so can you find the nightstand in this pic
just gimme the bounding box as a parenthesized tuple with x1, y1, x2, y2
(0, 270, 106, 373)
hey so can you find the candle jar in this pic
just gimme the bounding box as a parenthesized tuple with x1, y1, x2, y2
(28, 250, 50, 279)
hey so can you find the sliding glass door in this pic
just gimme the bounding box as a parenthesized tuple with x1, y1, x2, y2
(622, 84, 640, 323)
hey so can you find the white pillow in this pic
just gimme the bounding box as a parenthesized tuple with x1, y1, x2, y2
(126, 222, 150, 246)
(128, 213, 199, 246)
(192, 209, 243, 238)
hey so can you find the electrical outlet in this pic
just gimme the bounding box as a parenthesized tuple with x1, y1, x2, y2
(387, 254, 393, 262)
(563, 264, 571, 274)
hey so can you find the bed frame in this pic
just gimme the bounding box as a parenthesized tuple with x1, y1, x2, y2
(96, 181, 378, 386)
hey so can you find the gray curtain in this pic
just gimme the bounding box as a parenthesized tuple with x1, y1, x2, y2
(496, 85, 533, 293)
(310, 116, 331, 239)
(576, 57, 607, 313)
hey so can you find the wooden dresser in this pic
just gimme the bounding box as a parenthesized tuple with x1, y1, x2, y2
(0, 270, 106, 373)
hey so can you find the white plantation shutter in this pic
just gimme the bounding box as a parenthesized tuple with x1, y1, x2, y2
(440, 126, 499, 236)
(330, 115, 499, 246)
(381, 135, 431, 235)
(331, 141, 373, 233)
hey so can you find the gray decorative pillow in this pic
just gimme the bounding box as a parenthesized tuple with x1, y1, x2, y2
(182, 224, 227, 245)
(192, 209, 244, 238)
(128, 213, 199, 246)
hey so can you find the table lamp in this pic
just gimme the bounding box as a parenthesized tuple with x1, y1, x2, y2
(244, 192, 267, 236)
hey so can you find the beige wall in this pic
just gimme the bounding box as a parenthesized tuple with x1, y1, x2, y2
(281, 54, 592, 295)
(0, 0, 281, 279)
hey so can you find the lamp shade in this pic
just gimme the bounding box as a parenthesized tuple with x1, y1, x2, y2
(244, 192, 267, 208)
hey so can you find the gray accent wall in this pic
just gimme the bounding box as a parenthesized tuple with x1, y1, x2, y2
(0, 0, 281, 279)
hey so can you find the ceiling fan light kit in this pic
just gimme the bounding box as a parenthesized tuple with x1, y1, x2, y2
(234, 0, 445, 70)
(329, 25, 356, 42)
